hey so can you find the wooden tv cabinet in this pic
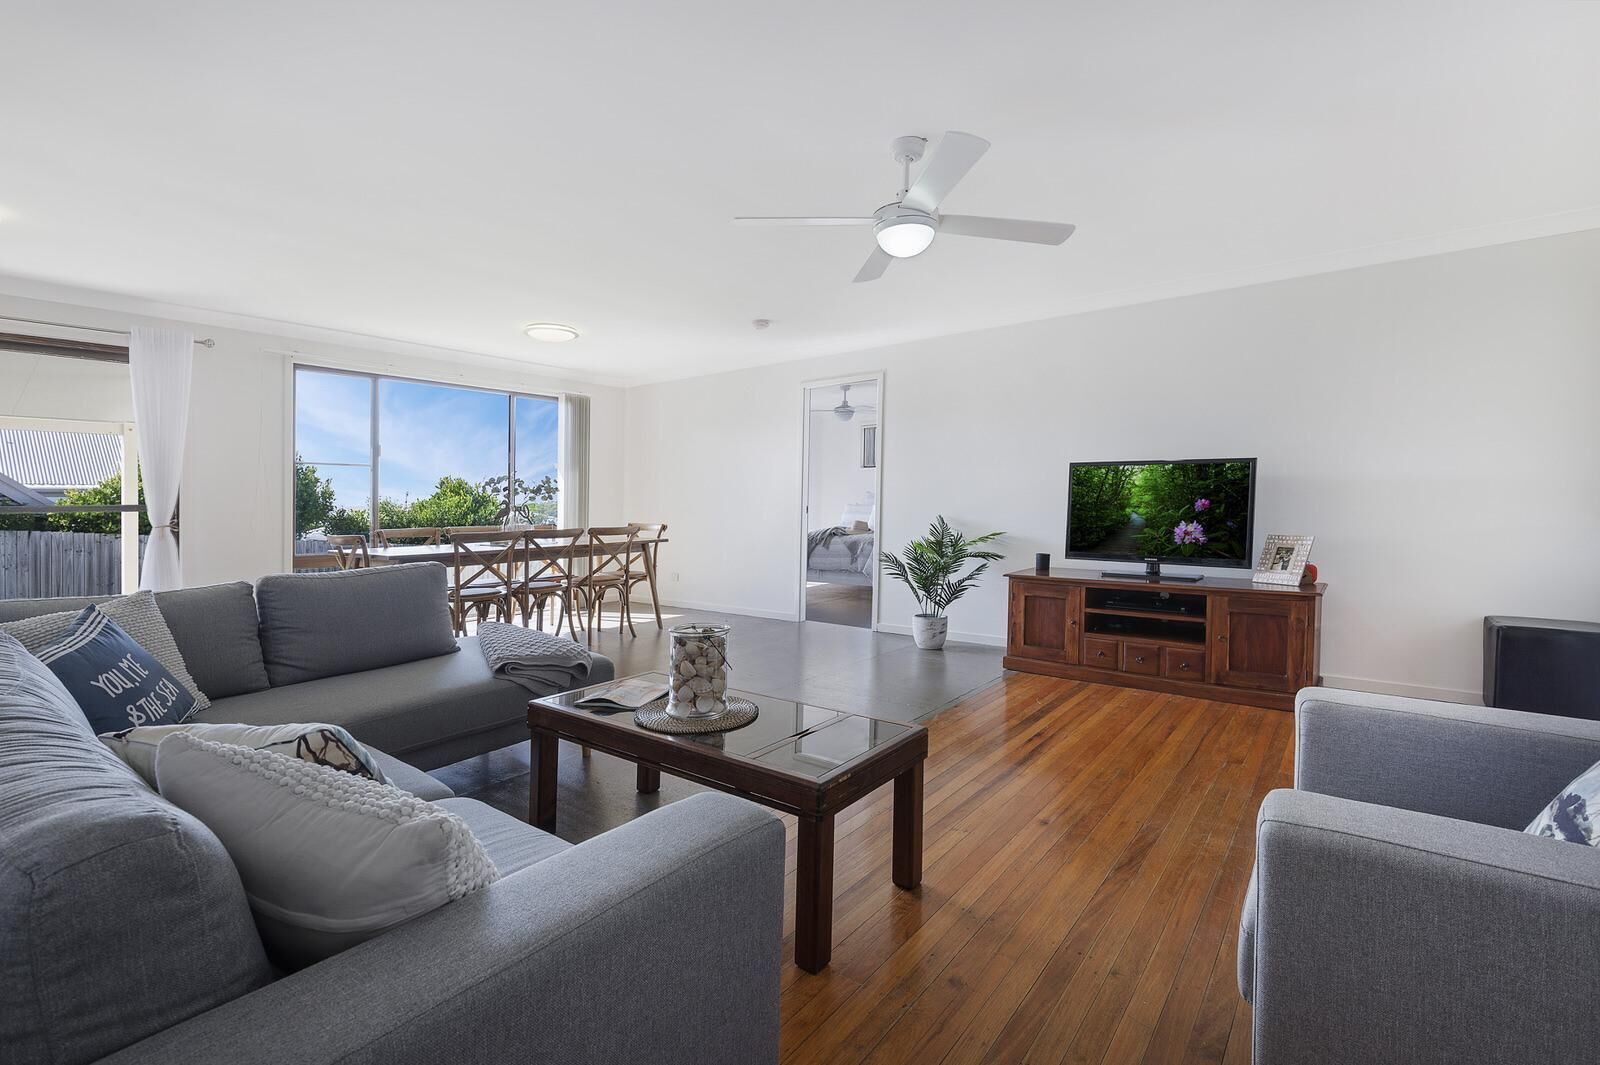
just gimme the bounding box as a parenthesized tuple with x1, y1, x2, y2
(1003, 568, 1325, 711)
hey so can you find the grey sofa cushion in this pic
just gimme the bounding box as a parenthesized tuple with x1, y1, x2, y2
(435, 796, 570, 875)
(200, 635, 591, 760)
(0, 595, 105, 622)
(152, 582, 270, 698)
(0, 634, 272, 1065)
(0, 590, 212, 712)
(370, 750, 454, 801)
(255, 564, 458, 686)
(0, 586, 270, 698)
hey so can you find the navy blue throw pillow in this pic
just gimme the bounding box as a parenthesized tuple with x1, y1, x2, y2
(35, 605, 199, 733)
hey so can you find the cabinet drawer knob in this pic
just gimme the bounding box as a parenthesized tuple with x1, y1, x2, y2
(1134, 656, 1145, 664)
(1095, 650, 1107, 658)
(1178, 662, 1190, 671)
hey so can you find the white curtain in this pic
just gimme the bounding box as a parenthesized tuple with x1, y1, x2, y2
(128, 326, 193, 590)
(559, 392, 590, 528)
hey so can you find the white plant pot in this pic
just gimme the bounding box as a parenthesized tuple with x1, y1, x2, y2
(911, 614, 948, 650)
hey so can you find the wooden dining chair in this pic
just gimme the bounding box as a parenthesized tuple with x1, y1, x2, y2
(625, 522, 668, 629)
(576, 527, 639, 641)
(520, 527, 584, 636)
(376, 527, 442, 546)
(325, 534, 371, 570)
(443, 525, 505, 542)
(444, 530, 523, 636)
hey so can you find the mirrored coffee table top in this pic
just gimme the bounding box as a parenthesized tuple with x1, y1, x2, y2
(533, 671, 918, 782)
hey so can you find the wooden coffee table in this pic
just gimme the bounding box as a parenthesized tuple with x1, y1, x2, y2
(526, 672, 929, 972)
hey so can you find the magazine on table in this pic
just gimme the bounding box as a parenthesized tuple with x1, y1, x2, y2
(575, 675, 669, 712)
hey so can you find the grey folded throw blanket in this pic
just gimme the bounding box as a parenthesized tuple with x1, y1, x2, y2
(476, 622, 594, 693)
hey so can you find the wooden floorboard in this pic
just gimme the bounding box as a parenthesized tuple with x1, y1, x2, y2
(779, 672, 1294, 1065)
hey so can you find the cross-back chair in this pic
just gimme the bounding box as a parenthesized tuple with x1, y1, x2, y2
(443, 525, 505, 542)
(576, 527, 639, 641)
(626, 522, 668, 629)
(444, 529, 524, 636)
(520, 527, 584, 637)
(376, 527, 442, 546)
(325, 534, 370, 570)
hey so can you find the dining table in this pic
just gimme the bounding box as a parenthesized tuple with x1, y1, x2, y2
(364, 533, 670, 629)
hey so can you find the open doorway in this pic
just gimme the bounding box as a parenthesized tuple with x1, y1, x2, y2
(800, 375, 881, 629)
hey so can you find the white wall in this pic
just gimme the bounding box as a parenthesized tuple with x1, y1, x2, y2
(0, 291, 628, 589)
(625, 229, 1600, 701)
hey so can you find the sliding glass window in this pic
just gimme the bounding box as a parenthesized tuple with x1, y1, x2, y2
(292, 366, 559, 556)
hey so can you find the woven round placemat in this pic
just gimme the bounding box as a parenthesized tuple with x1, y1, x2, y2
(634, 696, 759, 735)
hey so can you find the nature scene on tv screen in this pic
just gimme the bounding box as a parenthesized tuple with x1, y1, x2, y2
(1069, 461, 1252, 561)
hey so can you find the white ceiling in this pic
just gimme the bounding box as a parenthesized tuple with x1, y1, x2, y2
(1, 2, 1597, 385)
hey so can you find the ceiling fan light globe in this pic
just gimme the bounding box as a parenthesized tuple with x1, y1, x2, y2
(873, 217, 936, 258)
(833, 405, 854, 422)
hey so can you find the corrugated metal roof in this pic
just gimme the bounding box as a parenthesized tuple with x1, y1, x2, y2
(0, 428, 123, 491)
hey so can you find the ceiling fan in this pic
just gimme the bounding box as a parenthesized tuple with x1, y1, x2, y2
(735, 131, 1076, 282)
(830, 383, 876, 422)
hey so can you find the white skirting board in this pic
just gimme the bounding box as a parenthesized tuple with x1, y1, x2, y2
(629, 599, 1482, 704)
(628, 596, 799, 623)
(1316, 675, 1482, 706)
(875, 622, 1006, 648)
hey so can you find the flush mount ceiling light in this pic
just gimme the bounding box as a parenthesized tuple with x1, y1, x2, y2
(523, 322, 579, 343)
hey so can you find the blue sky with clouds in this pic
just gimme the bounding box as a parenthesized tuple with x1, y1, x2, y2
(294, 368, 558, 510)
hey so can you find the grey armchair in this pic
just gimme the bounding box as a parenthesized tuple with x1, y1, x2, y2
(1239, 687, 1600, 1065)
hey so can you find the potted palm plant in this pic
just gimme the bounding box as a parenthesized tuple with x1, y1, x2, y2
(880, 516, 1005, 649)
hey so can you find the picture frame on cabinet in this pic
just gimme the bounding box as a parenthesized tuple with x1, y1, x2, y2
(1253, 534, 1314, 585)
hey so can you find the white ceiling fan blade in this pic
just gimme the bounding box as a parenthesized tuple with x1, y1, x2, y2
(901, 131, 990, 214)
(733, 216, 874, 226)
(939, 215, 1076, 245)
(853, 246, 892, 283)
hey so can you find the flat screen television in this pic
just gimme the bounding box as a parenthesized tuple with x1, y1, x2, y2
(1066, 458, 1257, 573)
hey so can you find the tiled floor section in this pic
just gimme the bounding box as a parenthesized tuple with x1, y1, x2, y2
(438, 603, 1005, 842)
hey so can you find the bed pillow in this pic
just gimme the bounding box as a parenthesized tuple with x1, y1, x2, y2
(34, 606, 198, 733)
(0, 589, 211, 712)
(1526, 759, 1600, 844)
(154, 732, 498, 970)
(103, 721, 387, 788)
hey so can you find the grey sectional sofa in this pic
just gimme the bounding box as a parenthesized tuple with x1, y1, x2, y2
(0, 563, 616, 769)
(1239, 687, 1600, 1065)
(0, 566, 787, 1065)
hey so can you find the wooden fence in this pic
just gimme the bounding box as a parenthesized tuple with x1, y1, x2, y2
(0, 531, 149, 600)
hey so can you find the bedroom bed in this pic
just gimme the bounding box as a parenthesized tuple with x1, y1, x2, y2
(807, 527, 875, 586)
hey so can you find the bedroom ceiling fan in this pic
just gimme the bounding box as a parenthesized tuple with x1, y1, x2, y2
(735, 131, 1076, 282)
(831, 383, 876, 422)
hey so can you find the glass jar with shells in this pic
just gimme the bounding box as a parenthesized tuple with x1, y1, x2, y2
(666, 622, 731, 719)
